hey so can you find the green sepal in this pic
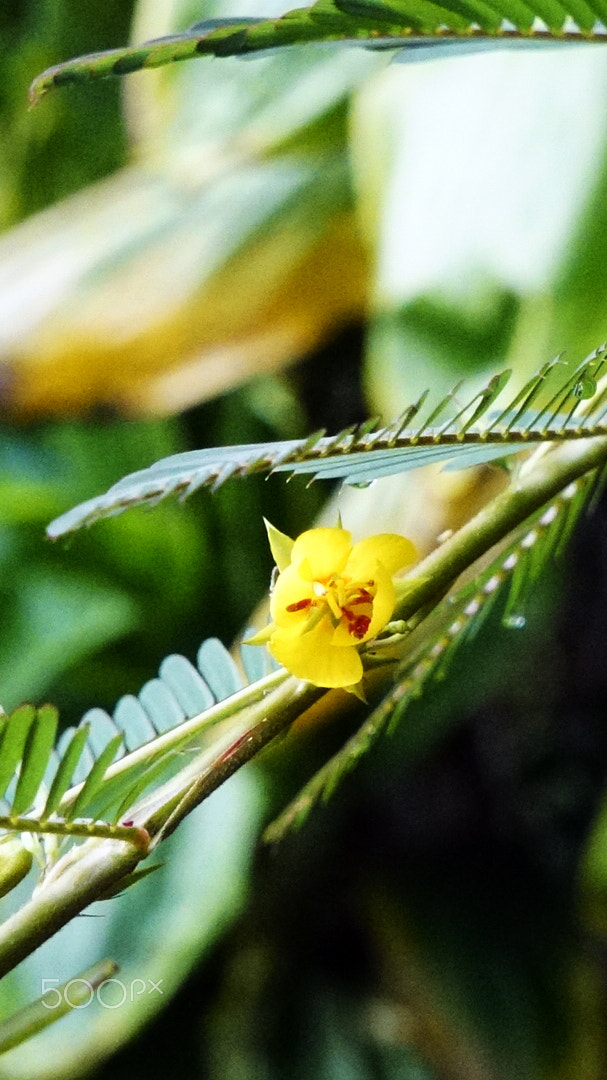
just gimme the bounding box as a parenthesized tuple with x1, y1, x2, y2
(97, 862, 163, 901)
(343, 681, 367, 703)
(264, 518, 294, 572)
(244, 623, 275, 646)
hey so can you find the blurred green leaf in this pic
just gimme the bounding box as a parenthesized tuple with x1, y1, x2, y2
(0, 0, 135, 225)
(2, 16, 376, 419)
(0, 572, 138, 713)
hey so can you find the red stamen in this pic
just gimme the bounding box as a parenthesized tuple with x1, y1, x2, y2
(343, 606, 372, 640)
(349, 589, 373, 605)
(286, 598, 313, 612)
(350, 614, 371, 639)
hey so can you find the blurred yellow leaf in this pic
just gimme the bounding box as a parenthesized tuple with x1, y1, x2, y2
(0, 0, 379, 418)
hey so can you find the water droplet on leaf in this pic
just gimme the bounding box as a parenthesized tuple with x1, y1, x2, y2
(504, 614, 526, 629)
(573, 376, 597, 400)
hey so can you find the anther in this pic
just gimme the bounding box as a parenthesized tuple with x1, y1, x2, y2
(286, 598, 313, 612)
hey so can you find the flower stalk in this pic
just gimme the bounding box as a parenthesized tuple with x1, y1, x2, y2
(391, 437, 607, 624)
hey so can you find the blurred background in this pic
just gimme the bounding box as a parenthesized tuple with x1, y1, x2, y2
(3, 1, 607, 1077)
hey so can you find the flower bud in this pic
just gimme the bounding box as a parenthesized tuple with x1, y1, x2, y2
(0, 835, 33, 898)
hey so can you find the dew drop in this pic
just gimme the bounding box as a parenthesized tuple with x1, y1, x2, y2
(504, 614, 526, 629)
(350, 480, 375, 489)
(573, 376, 597, 400)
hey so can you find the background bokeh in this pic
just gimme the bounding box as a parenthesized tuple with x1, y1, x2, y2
(2, 2, 607, 1077)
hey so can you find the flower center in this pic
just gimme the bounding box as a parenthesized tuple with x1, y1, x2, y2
(286, 575, 376, 641)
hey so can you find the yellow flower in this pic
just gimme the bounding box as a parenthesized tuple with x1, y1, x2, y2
(249, 520, 417, 689)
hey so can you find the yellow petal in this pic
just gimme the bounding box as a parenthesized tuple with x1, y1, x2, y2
(331, 620, 360, 647)
(291, 527, 352, 582)
(264, 518, 294, 573)
(269, 618, 363, 687)
(347, 534, 417, 578)
(364, 564, 395, 641)
(270, 564, 315, 629)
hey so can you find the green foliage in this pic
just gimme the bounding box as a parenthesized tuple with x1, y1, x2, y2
(0, 387, 321, 717)
(47, 345, 607, 537)
(11, 704, 58, 817)
(0, 0, 135, 224)
(27, 6, 607, 106)
(0, 769, 265, 1079)
(42, 726, 91, 818)
(0, 418, 205, 714)
(0, 638, 277, 856)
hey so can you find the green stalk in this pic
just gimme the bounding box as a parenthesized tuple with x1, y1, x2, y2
(57, 667, 289, 817)
(0, 675, 322, 979)
(0, 959, 117, 1053)
(146, 675, 325, 845)
(0, 838, 141, 980)
(392, 437, 607, 622)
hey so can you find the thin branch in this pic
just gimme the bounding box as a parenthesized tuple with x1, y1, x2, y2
(0, 959, 118, 1053)
(392, 437, 607, 622)
(0, 838, 142, 980)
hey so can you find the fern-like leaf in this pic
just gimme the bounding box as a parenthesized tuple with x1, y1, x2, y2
(264, 471, 596, 841)
(0, 639, 280, 852)
(11, 705, 58, 817)
(0, 707, 37, 801)
(47, 347, 607, 539)
(29, 10, 607, 106)
(42, 725, 91, 818)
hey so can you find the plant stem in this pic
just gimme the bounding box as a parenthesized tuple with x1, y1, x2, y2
(0, 959, 117, 1053)
(0, 838, 141, 980)
(0, 679, 323, 978)
(58, 667, 289, 816)
(393, 436, 607, 621)
(146, 675, 325, 845)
